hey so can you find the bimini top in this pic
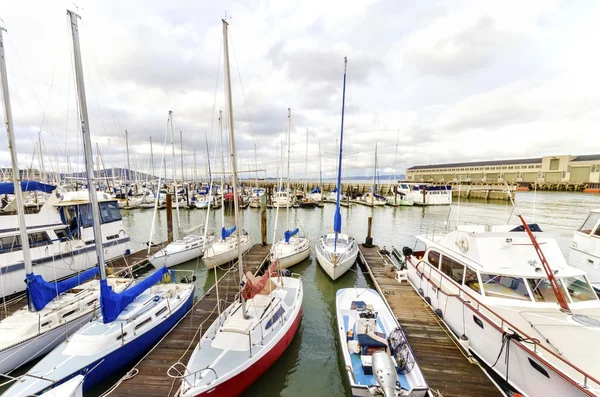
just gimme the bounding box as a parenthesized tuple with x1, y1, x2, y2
(0, 181, 56, 195)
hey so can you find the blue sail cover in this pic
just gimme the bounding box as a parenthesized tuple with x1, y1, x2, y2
(0, 181, 57, 195)
(334, 208, 342, 233)
(26, 267, 99, 311)
(284, 228, 299, 243)
(310, 187, 321, 194)
(100, 266, 168, 323)
(221, 225, 236, 240)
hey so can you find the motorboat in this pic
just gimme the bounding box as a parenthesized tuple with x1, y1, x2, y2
(272, 190, 293, 208)
(0, 186, 132, 299)
(569, 209, 600, 289)
(149, 234, 217, 268)
(404, 218, 600, 397)
(395, 183, 451, 206)
(336, 288, 428, 397)
(298, 197, 319, 208)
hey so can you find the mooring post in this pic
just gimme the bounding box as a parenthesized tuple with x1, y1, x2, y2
(260, 193, 267, 246)
(166, 193, 173, 243)
(364, 216, 374, 247)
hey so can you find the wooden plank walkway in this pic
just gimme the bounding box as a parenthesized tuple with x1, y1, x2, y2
(108, 243, 271, 397)
(358, 245, 504, 397)
(0, 243, 167, 321)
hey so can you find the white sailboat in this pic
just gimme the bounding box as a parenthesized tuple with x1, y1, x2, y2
(269, 108, 311, 270)
(316, 57, 358, 280)
(0, 26, 131, 376)
(202, 110, 252, 270)
(177, 20, 303, 396)
(2, 12, 195, 396)
(336, 288, 428, 396)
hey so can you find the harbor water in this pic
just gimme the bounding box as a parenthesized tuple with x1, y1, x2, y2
(6, 191, 595, 397)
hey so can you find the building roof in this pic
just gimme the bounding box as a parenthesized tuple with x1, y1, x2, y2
(572, 154, 600, 162)
(408, 157, 542, 171)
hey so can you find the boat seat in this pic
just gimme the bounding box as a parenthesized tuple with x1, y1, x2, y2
(221, 317, 253, 334)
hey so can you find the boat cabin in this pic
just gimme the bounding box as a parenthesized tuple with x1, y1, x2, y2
(569, 210, 600, 288)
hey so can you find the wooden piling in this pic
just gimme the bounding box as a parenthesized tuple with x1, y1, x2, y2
(166, 193, 173, 243)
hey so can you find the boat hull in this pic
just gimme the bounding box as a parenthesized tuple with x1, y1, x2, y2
(203, 237, 253, 269)
(191, 306, 302, 397)
(274, 245, 311, 270)
(0, 311, 93, 374)
(149, 246, 203, 268)
(316, 247, 357, 280)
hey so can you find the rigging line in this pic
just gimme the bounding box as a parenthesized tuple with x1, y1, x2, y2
(92, 57, 123, 136)
(84, 57, 111, 140)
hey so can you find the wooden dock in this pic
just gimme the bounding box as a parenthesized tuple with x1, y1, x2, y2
(358, 245, 504, 397)
(107, 243, 271, 397)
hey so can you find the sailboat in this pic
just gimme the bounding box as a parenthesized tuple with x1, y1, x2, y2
(269, 109, 311, 269)
(316, 57, 359, 280)
(202, 110, 252, 269)
(357, 144, 386, 207)
(0, 24, 132, 376)
(177, 19, 303, 397)
(2, 12, 195, 396)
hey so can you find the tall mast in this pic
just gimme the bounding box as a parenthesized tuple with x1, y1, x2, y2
(303, 128, 308, 193)
(393, 129, 399, 182)
(150, 136, 155, 183)
(222, 19, 247, 315)
(372, 144, 377, 206)
(193, 148, 197, 187)
(125, 129, 131, 206)
(68, 10, 107, 280)
(253, 143, 258, 189)
(179, 131, 185, 186)
(333, 57, 348, 255)
(96, 142, 101, 189)
(318, 140, 322, 195)
(219, 110, 225, 230)
(169, 111, 180, 230)
(37, 131, 45, 182)
(286, 108, 291, 230)
(0, 25, 35, 308)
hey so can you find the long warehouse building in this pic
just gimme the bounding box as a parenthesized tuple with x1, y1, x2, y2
(406, 154, 600, 184)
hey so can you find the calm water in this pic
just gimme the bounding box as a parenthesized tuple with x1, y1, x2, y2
(6, 192, 597, 396)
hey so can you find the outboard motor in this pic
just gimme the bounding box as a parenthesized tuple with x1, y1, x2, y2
(371, 351, 398, 397)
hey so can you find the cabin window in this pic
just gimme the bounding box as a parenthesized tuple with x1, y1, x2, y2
(0, 235, 21, 252)
(578, 213, 600, 235)
(135, 317, 152, 330)
(464, 268, 481, 294)
(61, 308, 80, 318)
(78, 201, 122, 227)
(54, 228, 69, 240)
(427, 251, 440, 268)
(561, 276, 597, 302)
(441, 256, 465, 283)
(480, 274, 530, 301)
(527, 278, 561, 303)
(28, 231, 51, 248)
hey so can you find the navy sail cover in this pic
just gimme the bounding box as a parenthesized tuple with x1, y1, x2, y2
(0, 181, 56, 195)
(100, 266, 169, 323)
(284, 228, 299, 243)
(26, 267, 99, 311)
(221, 225, 236, 240)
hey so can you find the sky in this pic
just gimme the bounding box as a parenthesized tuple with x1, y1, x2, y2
(0, 0, 599, 181)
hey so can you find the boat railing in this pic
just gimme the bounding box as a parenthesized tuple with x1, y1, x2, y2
(410, 257, 600, 392)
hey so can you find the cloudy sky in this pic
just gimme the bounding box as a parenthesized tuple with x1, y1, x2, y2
(0, 0, 599, 181)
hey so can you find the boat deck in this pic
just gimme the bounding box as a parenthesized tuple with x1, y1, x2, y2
(358, 245, 504, 397)
(0, 243, 167, 321)
(107, 243, 271, 397)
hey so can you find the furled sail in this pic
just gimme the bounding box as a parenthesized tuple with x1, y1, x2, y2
(26, 267, 99, 311)
(0, 180, 56, 194)
(284, 228, 299, 243)
(221, 225, 236, 240)
(100, 266, 168, 323)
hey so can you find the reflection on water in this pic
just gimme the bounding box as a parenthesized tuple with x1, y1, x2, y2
(9, 191, 595, 397)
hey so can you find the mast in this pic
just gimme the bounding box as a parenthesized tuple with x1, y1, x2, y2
(37, 131, 45, 182)
(125, 129, 131, 206)
(0, 25, 35, 309)
(179, 131, 185, 187)
(333, 57, 348, 255)
(169, 111, 180, 230)
(222, 19, 247, 315)
(193, 148, 197, 187)
(253, 142, 258, 190)
(150, 136, 155, 185)
(318, 140, 322, 202)
(303, 128, 308, 193)
(67, 10, 107, 280)
(219, 110, 225, 230)
(372, 144, 377, 206)
(95, 142, 101, 190)
(286, 108, 291, 230)
(394, 129, 399, 205)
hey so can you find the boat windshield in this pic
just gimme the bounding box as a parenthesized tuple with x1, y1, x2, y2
(480, 274, 530, 301)
(527, 278, 560, 303)
(561, 276, 598, 302)
(578, 212, 600, 236)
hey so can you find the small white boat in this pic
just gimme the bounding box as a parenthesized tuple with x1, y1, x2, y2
(569, 209, 600, 289)
(336, 288, 428, 397)
(271, 191, 293, 208)
(202, 231, 252, 269)
(356, 192, 387, 206)
(396, 183, 451, 206)
(316, 232, 358, 280)
(149, 234, 217, 268)
(270, 229, 311, 269)
(41, 375, 84, 397)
